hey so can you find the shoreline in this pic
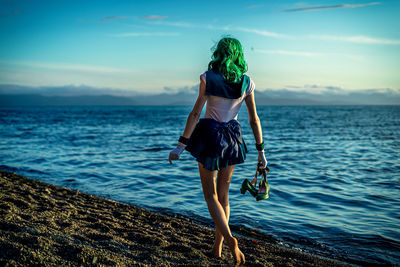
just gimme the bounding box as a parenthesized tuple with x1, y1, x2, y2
(0, 170, 349, 266)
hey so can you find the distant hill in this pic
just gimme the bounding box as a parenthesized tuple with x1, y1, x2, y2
(0, 94, 136, 106)
(0, 84, 399, 106)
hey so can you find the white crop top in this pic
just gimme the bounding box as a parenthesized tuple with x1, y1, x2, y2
(200, 72, 255, 123)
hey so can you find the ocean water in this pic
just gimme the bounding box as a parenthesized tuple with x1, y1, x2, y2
(0, 105, 399, 265)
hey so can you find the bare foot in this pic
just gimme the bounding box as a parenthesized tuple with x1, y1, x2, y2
(226, 237, 245, 265)
(206, 242, 222, 258)
(212, 242, 223, 258)
(207, 248, 222, 258)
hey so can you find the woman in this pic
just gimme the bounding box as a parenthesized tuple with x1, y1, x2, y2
(168, 37, 267, 265)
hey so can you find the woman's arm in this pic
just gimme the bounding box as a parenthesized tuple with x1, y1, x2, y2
(169, 78, 207, 164)
(181, 78, 207, 138)
(245, 92, 263, 144)
(245, 92, 268, 168)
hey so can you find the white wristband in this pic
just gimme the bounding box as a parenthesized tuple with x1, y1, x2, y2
(177, 141, 187, 149)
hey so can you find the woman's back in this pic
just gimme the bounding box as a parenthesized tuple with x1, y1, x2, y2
(201, 71, 255, 122)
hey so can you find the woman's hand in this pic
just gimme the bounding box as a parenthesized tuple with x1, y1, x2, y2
(170, 75, 206, 165)
(168, 142, 186, 164)
(258, 151, 268, 169)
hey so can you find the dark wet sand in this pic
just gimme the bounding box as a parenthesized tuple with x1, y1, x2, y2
(0, 170, 349, 266)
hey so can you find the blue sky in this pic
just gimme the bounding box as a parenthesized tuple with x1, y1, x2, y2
(0, 0, 399, 93)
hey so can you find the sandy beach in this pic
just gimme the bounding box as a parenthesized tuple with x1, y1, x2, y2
(0, 170, 349, 266)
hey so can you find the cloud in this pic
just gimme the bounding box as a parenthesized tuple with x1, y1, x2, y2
(273, 84, 346, 94)
(246, 4, 264, 9)
(0, 60, 137, 74)
(165, 21, 195, 28)
(163, 85, 198, 94)
(0, 9, 21, 17)
(0, 0, 20, 17)
(235, 27, 290, 38)
(111, 32, 180, 37)
(1, 84, 399, 105)
(284, 2, 381, 12)
(146, 20, 199, 28)
(257, 86, 400, 105)
(254, 49, 365, 61)
(275, 85, 400, 95)
(303, 84, 345, 94)
(309, 34, 400, 45)
(102, 15, 127, 20)
(325, 86, 344, 91)
(145, 19, 396, 47)
(38, 63, 132, 73)
(142, 15, 168, 20)
(142, 19, 396, 46)
(0, 84, 139, 97)
(255, 49, 320, 57)
(147, 20, 289, 39)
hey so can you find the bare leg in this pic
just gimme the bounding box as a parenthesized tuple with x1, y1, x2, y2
(211, 164, 235, 258)
(198, 163, 245, 265)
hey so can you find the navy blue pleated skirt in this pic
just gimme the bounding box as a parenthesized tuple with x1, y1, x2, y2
(186, 118, 248, 171)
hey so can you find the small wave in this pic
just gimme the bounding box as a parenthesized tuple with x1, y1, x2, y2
(0, 165, 19, 173)
(26, 158, 46, 164)
(142, 147, 170, 152)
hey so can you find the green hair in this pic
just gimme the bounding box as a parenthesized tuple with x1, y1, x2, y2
(208, 37, 248, 83)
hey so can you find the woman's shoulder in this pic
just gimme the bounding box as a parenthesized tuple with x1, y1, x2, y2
(244, 75, 255, 96)
(200, 70, 212, 80)
(200, 70, 218, 83)
(200, 72, 206, 83)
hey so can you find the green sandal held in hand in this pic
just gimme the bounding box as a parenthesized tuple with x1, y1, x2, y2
(241, 164, 270, 201)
